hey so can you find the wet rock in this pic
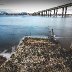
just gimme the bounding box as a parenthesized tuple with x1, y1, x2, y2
(0, 37, 72, 72)
(0, 55, 7, 66)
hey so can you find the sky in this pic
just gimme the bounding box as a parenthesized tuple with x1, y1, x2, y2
(0, 0, 72, 13)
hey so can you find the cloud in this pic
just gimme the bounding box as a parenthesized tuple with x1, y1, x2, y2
(0, 0, 72, 4)
(0, 4, 4, 5)
(0, 0, 72, 13)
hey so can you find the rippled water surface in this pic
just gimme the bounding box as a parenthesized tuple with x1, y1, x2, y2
(0, 16, 72, 51)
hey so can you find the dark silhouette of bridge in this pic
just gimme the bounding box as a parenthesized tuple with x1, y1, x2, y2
(31, 3, 72, 17)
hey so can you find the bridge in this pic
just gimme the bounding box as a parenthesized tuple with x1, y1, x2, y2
(31, 3, 72, 17)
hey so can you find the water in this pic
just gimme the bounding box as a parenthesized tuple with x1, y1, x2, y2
(0, 16, 72, 52)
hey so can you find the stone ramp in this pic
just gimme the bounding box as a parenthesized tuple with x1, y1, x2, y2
(0, 37, 72, 72)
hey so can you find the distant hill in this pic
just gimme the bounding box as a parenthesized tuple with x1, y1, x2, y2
(0, 11, 28, 16)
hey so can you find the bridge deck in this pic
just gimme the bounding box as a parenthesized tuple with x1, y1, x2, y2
(37, 3, 72, 12)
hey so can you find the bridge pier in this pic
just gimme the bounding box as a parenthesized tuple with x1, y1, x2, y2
(46, 11, 47, 16)
(38, 12, 40, 16)
(62, 7, 64, 17)
(62, 7, 67, 17)
(54, 9, 55, 16)
(32, 3, 71, 17)
(42, 11, 44, 16)
(39, 12, 41, 16)
(50, 10, 52, 17)
(56, 9, 58, 17)
(65, 7, 67, 17)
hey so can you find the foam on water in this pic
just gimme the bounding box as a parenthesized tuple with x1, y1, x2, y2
(0, 53, 11, 59)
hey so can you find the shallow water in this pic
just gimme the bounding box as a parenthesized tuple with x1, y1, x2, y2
(0, 16, 72, 51)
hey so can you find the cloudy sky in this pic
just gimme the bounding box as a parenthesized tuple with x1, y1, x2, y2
(0, 0, 72, 13)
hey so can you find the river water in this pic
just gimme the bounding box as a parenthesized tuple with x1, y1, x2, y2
(0, 16, 72, 52)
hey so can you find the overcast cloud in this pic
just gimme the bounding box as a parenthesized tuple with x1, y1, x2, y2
(0, 0, 72, 13)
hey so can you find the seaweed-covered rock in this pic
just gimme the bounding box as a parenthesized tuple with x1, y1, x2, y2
(0, 37, 72, 72)
(0, 56, 7, 66)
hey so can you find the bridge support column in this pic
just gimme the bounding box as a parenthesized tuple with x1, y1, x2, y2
(50, 10, 51, 17)
(38, 13, 40, 16)
(42, 12, 44, 16)
(39, 13, 40, 16)
(46, 11, 47, 16)
(56, 9, 58, 17)
(41, 12, 43, 16)
(65, 7, 67, 17)
(54, 9, 55, 16)
(62, 7, 64, 17)
(39, 12, 41, 15)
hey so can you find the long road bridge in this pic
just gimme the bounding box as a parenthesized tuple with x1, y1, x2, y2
(32, 3, 72, 17)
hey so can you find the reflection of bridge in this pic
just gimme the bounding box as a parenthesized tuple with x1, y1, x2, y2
(32, 3, 72, 17)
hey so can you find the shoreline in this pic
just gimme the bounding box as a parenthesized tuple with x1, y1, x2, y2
(0, 37, 72, 72)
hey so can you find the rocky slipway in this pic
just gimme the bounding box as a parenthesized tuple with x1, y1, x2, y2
(0, 37, 72, 72)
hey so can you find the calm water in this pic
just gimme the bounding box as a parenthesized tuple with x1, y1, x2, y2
(0, 16, 72, 52)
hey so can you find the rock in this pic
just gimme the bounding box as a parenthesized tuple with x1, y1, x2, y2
(0, 55, 7, 66)
(0, 37, 72, 72)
